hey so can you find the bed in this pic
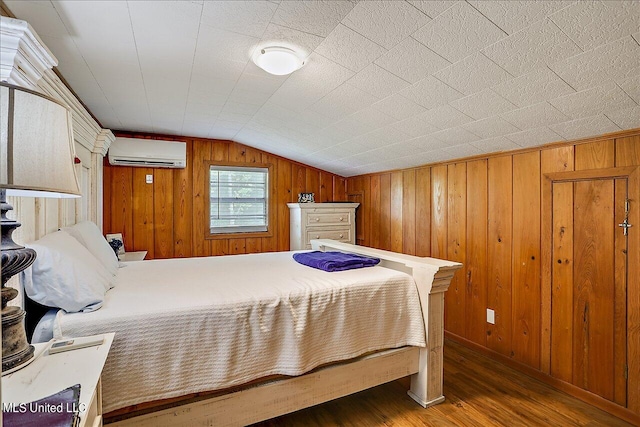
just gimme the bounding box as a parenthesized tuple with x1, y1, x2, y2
(24, 225, 461, 426)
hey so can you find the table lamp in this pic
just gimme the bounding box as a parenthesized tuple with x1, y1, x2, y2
(1, 82, 80, 371)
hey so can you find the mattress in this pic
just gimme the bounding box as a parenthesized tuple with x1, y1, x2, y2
(45, 251, 426, 413)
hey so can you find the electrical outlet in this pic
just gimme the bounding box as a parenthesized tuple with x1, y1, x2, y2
(146, 174, 153, 184)
(487, 308, 495, 324)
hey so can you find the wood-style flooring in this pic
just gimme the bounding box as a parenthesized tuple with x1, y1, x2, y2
(252, 339, 632, 426)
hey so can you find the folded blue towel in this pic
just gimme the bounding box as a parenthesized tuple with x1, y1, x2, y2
(293, 251, 380, 272)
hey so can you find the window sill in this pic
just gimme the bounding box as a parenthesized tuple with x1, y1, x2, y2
(205, 230, 273, 240)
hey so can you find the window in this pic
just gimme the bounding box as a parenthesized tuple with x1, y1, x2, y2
(208, 164, 270, 235)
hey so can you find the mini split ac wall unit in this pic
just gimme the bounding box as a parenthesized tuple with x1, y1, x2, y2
(108, 137, 187, 168)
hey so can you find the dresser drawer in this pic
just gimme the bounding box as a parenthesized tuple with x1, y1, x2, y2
(305, 228, 351, 247)
(305, 210, 353, 227)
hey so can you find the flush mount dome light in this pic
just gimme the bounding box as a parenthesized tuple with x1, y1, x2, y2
(253, 46, 304, 76)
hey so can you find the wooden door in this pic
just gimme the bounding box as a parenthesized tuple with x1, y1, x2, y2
(550, 176, 627, 405)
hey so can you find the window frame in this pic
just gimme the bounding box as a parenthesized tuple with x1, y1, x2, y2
(204, 161, 275, 240)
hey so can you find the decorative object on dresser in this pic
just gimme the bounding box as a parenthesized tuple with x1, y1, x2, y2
(0, 82, 80, 372)
(288, 202, 359, 250)
(297, 192, 315, 203)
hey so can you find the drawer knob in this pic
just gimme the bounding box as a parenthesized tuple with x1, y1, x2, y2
(316, 235, 320, 239)
(339, 217, 344, 221)
(339, 234, 344, 238)
(315, 217, 320, 222)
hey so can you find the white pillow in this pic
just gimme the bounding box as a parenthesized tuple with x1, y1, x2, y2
(23, 230, 114, 312)
(64, 221, 119, 276)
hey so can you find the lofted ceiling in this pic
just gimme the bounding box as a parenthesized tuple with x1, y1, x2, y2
(5, 0, 640, 177)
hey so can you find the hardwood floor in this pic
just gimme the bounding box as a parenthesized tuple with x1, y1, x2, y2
(252, 339, 632, 426)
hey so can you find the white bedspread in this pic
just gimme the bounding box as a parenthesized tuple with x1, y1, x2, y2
(51, 251, 426, 413)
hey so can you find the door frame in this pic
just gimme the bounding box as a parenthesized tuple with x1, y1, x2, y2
(541, 165, 639, 416)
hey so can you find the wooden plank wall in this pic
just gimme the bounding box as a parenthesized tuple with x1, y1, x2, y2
(103, 133, 347, 258)
(346, 129, 640, 418)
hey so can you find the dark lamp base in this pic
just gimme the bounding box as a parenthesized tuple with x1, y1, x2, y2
(2, 305, 35, 371)
(2, 188, 37, 372)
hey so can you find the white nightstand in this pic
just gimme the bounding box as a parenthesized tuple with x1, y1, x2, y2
(119, 250, 147, 262)
(2, 333, 114, 427)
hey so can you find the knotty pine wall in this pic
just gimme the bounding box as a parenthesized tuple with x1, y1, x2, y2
(347, 129, 640, 419)
(103, 133, 346, 259)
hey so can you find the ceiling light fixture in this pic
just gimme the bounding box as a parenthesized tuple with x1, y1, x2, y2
(253, 46, 304, 76)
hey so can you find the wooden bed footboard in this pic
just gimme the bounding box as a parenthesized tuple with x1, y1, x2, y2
(109, 241, 462, 426)
(110, 347, 420, 426)
(311, 239, 463, 408)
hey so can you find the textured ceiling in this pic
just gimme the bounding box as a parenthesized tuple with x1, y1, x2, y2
(5, 1, 640, 177)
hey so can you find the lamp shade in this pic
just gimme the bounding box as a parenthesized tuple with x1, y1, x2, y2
(0, 82, 80, 198)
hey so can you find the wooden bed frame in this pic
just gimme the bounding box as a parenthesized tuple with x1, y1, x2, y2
(108, 240, 462, 426)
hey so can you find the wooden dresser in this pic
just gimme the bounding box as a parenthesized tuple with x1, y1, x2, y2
(288, 203, 359, 250)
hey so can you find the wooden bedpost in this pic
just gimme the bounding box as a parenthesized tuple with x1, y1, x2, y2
(407, 263, 459, 407)
(310, 239, 462, 408)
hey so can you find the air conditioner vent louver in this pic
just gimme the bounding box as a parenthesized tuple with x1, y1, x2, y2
(111, 159, 184, 167)
(108, 137, 187, 169)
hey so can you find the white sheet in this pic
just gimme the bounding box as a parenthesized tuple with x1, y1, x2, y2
(32, 309, 57, 343)
(51, 251, 426, 413)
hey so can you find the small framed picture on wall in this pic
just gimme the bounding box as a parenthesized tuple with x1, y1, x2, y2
(106, 233, 125, 258)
